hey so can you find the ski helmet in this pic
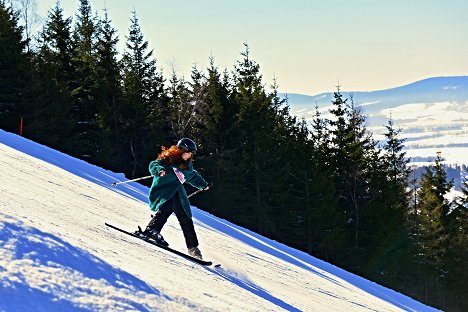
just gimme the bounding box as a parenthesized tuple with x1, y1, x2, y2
(177, 138, 197, 153)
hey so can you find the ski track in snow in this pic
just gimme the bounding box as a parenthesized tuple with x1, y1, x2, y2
(0, 130, 440, 311)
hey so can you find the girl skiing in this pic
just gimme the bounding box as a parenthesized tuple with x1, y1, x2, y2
(142, 138, 209, 259)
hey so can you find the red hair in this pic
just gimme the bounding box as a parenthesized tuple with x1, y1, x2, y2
(157, 145, 191, 169)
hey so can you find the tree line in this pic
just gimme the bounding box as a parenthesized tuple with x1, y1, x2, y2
(1, 1, 466, 310)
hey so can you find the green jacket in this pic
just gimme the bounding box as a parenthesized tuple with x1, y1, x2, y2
(148, 159, 208, 218)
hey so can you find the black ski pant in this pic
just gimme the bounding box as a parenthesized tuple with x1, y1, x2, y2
(147, 192, 199, 249)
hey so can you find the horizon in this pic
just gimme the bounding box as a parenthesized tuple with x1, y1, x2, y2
(281, 75, 468, 95)
(29, 0, 468, 95)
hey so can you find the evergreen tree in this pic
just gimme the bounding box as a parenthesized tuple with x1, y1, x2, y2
(227, 44, 290, 234)
(145, 61, 168, 164)
(94, 8, 122, 168)
(382, 117, 411, 187)
(444, 169, 468, 311)
(70, 0, 99, 159)
(328, 88, 349, 174)
(327, 90, 378, 264)
(0, 0, 29, 133)
(365, 117, 411, 284)
(27, 2, 74, 148)
(345, 97, 379, 246)
(266, 80, 303, 239)
(200, 56, 232, 151)
(310, 103, 330, 164)
(414, 152, 453, 305)
(287, 111, 341, 259)
(305, 104, 342, 260)
(120, 10, 164, 177)
(192, 58, 236, 217)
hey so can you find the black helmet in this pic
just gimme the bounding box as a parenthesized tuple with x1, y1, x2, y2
(177, 138, 197, 152)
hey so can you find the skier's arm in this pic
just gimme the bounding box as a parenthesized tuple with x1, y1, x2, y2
(186, 168, 209, 189)
(149, 160, 166, 176)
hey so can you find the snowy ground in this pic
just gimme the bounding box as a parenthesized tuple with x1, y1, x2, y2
(0, 129, 439, 311)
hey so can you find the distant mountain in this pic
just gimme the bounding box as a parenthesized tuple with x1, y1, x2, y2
(283, 76, 468, 113)
(284, 76, 468, 173)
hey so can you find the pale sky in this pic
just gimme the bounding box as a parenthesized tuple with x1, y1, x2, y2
(35, 0, 468, 95)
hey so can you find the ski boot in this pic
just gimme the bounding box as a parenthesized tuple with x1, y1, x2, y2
(188, 246, 203, 260)
(140, 227, 169, 247)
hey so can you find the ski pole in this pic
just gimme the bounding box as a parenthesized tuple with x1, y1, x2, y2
(112, 175, 154, 187)
(188, 184, 213, 198)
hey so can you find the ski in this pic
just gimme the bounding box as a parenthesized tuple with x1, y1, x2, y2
(105, 222, 213, 266)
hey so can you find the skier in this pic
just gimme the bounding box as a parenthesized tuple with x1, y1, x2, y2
(142, 138, 209, 260)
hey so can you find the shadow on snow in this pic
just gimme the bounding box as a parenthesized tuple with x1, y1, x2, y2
(0, 218, 164, 312)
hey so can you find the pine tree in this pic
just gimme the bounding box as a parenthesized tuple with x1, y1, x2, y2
(328, 88, 349, 173)
(346, 97, 379, 246)
(230, 44, 269, 232)
(28, 2, 74, 148)
(444, 169, 468, 310)
(120, 10, 163, 177)
(70, 0, 99, 159)
(380, 117, 411, 236)
(310, 103, 329, 163)
(0, 0, 29, 133)
(328, 90, 375, 258)
(414, 152, 453, 305)
(365, 117, 412, 284)
(228, 44, 290, 234)
(201, 56, 231, 151)
(266, 79, 303, 239)
(286, 112, 340, 259)
(145, 60, 168, 163)
(303, 104, 343, 259)
(192, 58, 236, 217)
(93, 8, 121, 168)
(382, 117, 411, 187)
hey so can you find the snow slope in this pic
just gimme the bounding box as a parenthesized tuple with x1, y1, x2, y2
(0, 129, 439, 311)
